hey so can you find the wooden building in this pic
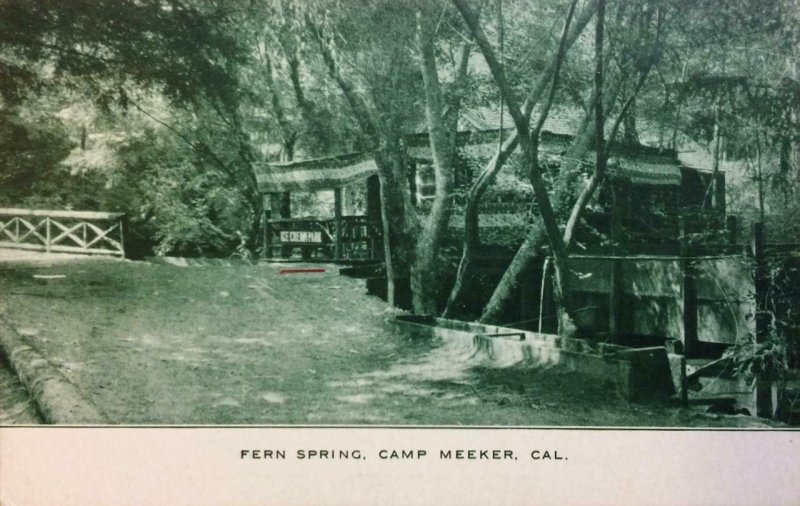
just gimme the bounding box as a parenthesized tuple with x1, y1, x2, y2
(406, 105, 729, 256)
(254, 152, 382, 262)
(254, 105, 729, 263)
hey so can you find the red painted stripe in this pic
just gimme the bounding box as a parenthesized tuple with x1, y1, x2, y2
(279, 268, 326, 274)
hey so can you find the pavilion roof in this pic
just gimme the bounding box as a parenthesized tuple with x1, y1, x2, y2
(255, 152, 377, 192)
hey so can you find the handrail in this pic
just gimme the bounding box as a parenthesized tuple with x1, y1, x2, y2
(264, 215, 380, 262)
(0, 208, 124, 220)
(0, 209, 126, 257)
(266, 215, 369, 224)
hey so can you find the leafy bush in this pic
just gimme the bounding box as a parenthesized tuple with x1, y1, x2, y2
(0, 109, 76, 206)
(111, 129, 254, 258)
(2, 101, 256, 259)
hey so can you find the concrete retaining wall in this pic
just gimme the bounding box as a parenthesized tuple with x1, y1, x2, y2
(393, 315, 676, 402)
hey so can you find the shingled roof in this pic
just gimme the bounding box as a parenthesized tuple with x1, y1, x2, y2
(409, 105, 687, 186)
(254, 152, 377, 192)
(609, 156, 682, 186)
(412, 104, 583, 137)
(255, 104, 695, 193)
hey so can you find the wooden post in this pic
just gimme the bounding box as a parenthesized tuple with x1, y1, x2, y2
(519, 264, 534, 328)
(752, 222, 775, 418)
(270, 192, 291, 258)
(264, 215, 272, 259)
(261, 194, 271, 258)
(715, 171, 726, 220)
(119, 215, 127, 258)
(279, 192, 291, 218)
(726, 215, 738, 252)
(366, 175, 381, 259)
(45, 216, 51, 252)
(680, 217, 698, 357)
(538, 258, 551, 333)
(609, 258, 624, 339)
(334, 187, 343, 261)
(608, 182, 624, 341)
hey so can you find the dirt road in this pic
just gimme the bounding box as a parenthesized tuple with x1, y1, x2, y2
(0, 254, 776, 427)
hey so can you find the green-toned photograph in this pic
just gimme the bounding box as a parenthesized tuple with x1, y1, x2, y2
(0, 0, 798, 428)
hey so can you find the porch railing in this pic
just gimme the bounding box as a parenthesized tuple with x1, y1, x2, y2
(265, 215, 381, 262)
(0, 208, 126, 257)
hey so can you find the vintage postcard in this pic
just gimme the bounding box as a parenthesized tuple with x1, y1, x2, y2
(0, 0, 798, 504)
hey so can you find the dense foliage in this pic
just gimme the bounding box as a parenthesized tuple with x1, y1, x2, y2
(0, 0, 797, 267)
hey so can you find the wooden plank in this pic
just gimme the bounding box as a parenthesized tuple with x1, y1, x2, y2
(0, 218, 20, 241)
(50, 220, 87, 249)
(694, 257, 753, 301)
(0, 241, 124, 256)
(0, 241, 47, 252)
(0, 208, 124, 220)
(752, 222, 775, 418)
(84, 222, 121, 249)
(681, 219, 698, 357)
(45, 216, 51, 252)
(334, 187, 342, 261)
(16, 217, 47, 244)
(696, 301, 752, 344)
(45, 244, 124, 256)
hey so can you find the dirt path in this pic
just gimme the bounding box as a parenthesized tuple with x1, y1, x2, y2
(0, 254, 777, 427)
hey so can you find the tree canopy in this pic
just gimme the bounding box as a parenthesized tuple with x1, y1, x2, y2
(1, 0, 797, 316)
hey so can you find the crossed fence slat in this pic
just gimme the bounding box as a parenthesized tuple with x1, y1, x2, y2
(0, 216, 48, 245)
(0, 208, 125, 257)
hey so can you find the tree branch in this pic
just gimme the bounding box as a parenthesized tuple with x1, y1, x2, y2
(305, 14, 380, 143)
(563, 4, 663, 248)
(452, 0, 568, 267)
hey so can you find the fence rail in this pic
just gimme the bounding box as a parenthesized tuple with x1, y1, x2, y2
(0, 208, 125, 257)
(264, 215, 380, 262)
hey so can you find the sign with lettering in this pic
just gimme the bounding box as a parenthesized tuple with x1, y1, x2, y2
(280, 230, 323, 243)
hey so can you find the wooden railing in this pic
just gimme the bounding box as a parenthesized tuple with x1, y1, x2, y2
(0, 208, 126, 257)
(265, 215, 380, 262)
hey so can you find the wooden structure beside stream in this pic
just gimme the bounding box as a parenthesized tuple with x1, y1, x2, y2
(255, 152, 382, 263)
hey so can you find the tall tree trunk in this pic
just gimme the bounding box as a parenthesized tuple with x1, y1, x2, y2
(454, 0, 578, 333)
(443, 0, 595, 317)
(443, 138, 516, 317)
(479, 1, 662, 325)
(374, 144, 418, 303)
(308, 16, 419, 304)
(411, 13, 471, 314)
(622, 96, 639, 144)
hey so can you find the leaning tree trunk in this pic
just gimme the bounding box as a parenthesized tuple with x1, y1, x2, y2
(442, 143, 515, 317)
(443, 0, 595, 318)
(478, 67, 627, 323)
(479, 216, 548, 323)
(454, 0, 576, 327)
(308, 16, 419, 305)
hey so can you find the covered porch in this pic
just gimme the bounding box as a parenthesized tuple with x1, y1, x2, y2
(255, 152, 383, 263)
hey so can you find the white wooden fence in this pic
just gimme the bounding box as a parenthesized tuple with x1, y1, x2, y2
(0, 208, 125, 257)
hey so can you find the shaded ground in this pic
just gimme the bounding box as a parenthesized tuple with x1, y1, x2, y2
(0, 253, 778, 427)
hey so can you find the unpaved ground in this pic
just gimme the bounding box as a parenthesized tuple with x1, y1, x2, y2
(0, 254, 777, 426)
